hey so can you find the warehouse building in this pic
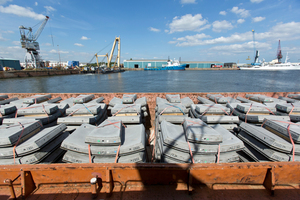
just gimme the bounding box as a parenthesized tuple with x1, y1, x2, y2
(0, 58, 21, 71)
(123, 59, 224, 69)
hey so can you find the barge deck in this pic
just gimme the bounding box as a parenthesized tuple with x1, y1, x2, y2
(0, 92, 299, 199)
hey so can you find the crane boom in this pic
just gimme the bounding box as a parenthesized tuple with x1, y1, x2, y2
(107, 37, 120, 68)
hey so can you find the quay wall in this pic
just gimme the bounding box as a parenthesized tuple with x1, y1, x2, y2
(123, 68, 239, 71)
(0, 70, 80, 79)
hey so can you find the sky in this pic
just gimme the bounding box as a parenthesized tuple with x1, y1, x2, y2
(0, 0, 300, 64)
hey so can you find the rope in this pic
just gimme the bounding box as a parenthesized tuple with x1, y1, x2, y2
(159, 104, 185, 115)
(112, 104, 140, 116)
(287, 124, 295, 161)
(289, 103, 295, 116)
(67, 104, 95, 117)
(245, 104, 253, 123)
(230, 108, 235, 116)
(114, 145, 121, 163)
(98, 121, 121, 129)
(217, 144, 221, 163)
(187, 141, 194, 163)
(88, 144, 92, 163)
(41, 104, 50, 124)
(201, 104, 229, 116)
(261, 119, 300, 161)
(0, 121, 43, 129)
(151, 134, 156, 163)
(13, 122, 25, 164)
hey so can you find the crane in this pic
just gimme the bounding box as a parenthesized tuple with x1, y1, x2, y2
(19, 16, 49, 69)
(108, 36, 121, 69)
(277, 40, 283, 63)
(251, 30, 260, 65)
(94, 36, 121, 70)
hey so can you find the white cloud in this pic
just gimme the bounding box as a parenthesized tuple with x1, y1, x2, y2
(170, 21, 300, 47)
(2, 30, 14, 33)
(237, 19, 245, 24)
(212, 20, 234, 32)
(250, 0, 264, 3)
(0, 4, 45, 20)
(50, 49, 69, 54)
(74, 43, 84, 47)
(169, 33, 211, 45)
(0, 0, 12, 5)
(231, 6, 250, 18)
(252, 16, 266, 22)
(0, 33, 5, 41)
(0, 45, 24, 60)
(219, 11, 226, 16)
(181, 0, 196, 4)
(168, 14, 209, 33)
(81, 36, 90, 40)
(44, 6, 56, 13)
(12, 41, 20, 45)
(149, 27, 160, 32)
(209, 41, 271, 53)
(35, 2, 38, 6)
(43, 43, 52, 46)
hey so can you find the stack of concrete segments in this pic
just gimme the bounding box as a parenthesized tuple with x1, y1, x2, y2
(12, 103, 68, 126)
(236, 121, 300, 162)
(57, 95, 106, 131)
(190, 103, 239, 130)
(9, 94, 52, 106)
(61, 119, 146, 163)
(278, 96, 300, 103)
(207, 94, 241, 104)
(155, 94, 192, 124)
(108, 94, 148, 124)
(226, 102, 290, 124)
(0, 95, 19, 105)
(0, 121, 68, 164)
(287, 94, 300, 101)
(0, 104, 17, 125)
(275, 102, 300, 122)
(155, 118, 244, 163)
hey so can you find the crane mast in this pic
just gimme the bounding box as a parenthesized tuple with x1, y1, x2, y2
(277, 40, 283, 63)
(108, 37, 121, 69)
(19, 16, 49, 69)
(251, 30, 260, 65)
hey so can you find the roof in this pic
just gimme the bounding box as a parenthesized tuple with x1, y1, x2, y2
(124, 59, 223, 63)
(0, 58, 20, 61)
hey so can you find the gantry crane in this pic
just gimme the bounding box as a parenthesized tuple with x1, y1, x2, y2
(95, 37, 121, 69)
(19, 16, 49, 69)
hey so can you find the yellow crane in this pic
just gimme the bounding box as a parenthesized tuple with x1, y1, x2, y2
(95, 36, 121, 69)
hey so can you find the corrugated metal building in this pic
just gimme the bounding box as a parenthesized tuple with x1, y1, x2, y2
(123, 59, 223, 69)
(0, 58, 21, 70)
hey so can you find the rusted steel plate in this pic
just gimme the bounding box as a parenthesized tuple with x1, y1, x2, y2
(0, 162, 299, 186)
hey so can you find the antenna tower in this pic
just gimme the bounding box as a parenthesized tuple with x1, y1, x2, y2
(277, 40, 283, 63)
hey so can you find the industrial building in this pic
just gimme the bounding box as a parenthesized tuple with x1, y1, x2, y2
(123, 59, 224, 69)
(0, 58, 21, 71)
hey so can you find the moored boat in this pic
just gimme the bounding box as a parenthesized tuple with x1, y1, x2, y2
(144, 59, 186, 71)
(240, 53, 300, 70)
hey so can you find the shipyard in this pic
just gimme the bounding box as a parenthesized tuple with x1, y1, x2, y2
(1, 0, 300, 199)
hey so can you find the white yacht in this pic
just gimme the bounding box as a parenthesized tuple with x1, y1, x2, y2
(240, 53, 300, 70)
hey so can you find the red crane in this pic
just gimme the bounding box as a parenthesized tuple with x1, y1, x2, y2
(277, 40, 283, 63)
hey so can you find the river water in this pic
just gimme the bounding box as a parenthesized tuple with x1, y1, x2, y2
(0, 70, 299, 93)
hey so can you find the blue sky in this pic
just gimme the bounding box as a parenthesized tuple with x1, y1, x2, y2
(0, 0, 299, 64)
